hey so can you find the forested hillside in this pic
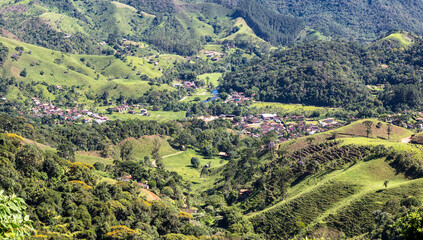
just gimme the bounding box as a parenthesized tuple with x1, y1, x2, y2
(232, 0, 304, 45)
(221, 33, 423, 113)
(4, 0, 423, 239)
(259, 0, 423, 41)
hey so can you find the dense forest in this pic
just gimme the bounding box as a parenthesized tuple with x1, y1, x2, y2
(221, 36, 423, 113)
(232, 0, 304, 45)
(5, 0, 423, 239)
(258, 0, 423, 41)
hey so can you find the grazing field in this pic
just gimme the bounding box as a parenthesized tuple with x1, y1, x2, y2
(75, 152, 115, 166)
(249, 155, 423, 238)
(197, 72, 222, 87)
(0, 36, 169, 100)
(280, 119, 413, 153)
(250, 102, 331, 112)
(115, 136, 178, 161)
(337, 119, 412, 140)
(222, 17, 265, 42)
(163, 148, 228, 190)
(381, 32, 413, 47)
(107, 110, 186, 121)
(181, 87, 214, 103)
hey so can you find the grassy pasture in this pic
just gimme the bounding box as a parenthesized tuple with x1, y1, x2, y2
(107, 110, 186, 122)
(197, 72, 222, 87)
(249, 155, 423, 238)
(280, 119, 413, 153)
(163, 149, 228, 190)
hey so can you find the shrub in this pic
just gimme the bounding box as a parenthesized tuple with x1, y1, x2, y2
(0, 190, 33, 238)
(19, 68, 27, 77)
(191, 157, 200, 168)
(401, 197, 422, 208)
(93, 162, 105, 171)
(162, 186, 174, 197)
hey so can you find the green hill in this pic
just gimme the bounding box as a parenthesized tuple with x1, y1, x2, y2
(114, 135, 178, 161)
(0, 36, 174, 101)
(279, 119, 412, 154)
(260, 0, 423, 42)
(211, 119, 422, 239)
(250, 155, 423, 239)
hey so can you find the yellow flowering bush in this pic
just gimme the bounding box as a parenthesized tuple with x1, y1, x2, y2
(178, 211, 193, 219)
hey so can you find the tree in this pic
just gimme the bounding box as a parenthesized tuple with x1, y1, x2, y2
(0, 190, 33, 239)
(200, 167, 209, 178)
(363, 120, 373, 138)
(19, 68, 27, 77)
(94, 162, 105, 171)
(144, 156, 151, 166)
(306, 136, 315, 145)
(16, 144, 44, 175)
(384, 180, 389, 188)
(387, 123, 392, 140)
(397, 211, 423, 240)
(57, 143, 75, 162)
(120, 141, 134, 161)
(151, 139, 162, 162)
(191, 157, 200, 168)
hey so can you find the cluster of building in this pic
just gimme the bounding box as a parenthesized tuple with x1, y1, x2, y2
(30, 98, 109, 124)
(201, 113, 343, 142)
(384, 112, 423, 130)
(173, 81, 197, 90)
(108, 104, 149, 116)
(227, 92, 250, 103)
(117, 175, 150, 189)
(198, 50, 222, 61)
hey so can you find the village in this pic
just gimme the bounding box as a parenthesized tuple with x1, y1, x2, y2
(199, 113, 343, 142)
(20, 88, 423, 141)
(29, 98, 150, 124)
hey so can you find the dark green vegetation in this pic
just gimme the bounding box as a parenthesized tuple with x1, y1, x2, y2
(4, 0, 423, 239)
(231, 0, 304, 45)
(2, 95, 423, 239)
(259, 0, 423, 42)
(221, 33, 423, 114)
(0, 0, 270, 56)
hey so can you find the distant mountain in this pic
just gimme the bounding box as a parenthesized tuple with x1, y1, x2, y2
(259, 0, 423, 41)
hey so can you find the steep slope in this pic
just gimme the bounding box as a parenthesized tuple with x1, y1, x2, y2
(0, 36, 174, 101)
(260, 0, 423, 42)
(221, 38, 423, 111)
(250, 156, 423, 239)
(212, 119, 422, 239)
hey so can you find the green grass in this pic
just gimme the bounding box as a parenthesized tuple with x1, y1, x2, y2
(115, 136, 178, 161)
(248, 120, 420, 238)
(111, 1, 137, 12)
(203, 45, 223, 52)
(39, 12, 86, 34)
(107, 110, 186, 122)
(249, 155, 423, 238)
(0, 36, 174, 105)
(279, 119, 413, 153)
(382, 32, 413, 48)
(197, 72, 222, 87)
(298, 28, 329, 42)
(181, 87, 214, 103)
(250, 102, 330, 112)
(75, 152, 115, 166)
(176, 11, 217, 39)
(221, 17, 265, 42)
(163, 149, 228, 190)
(337, 119, 412, 140)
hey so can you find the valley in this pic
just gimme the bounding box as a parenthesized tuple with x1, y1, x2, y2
(2, 0, 423, 239)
